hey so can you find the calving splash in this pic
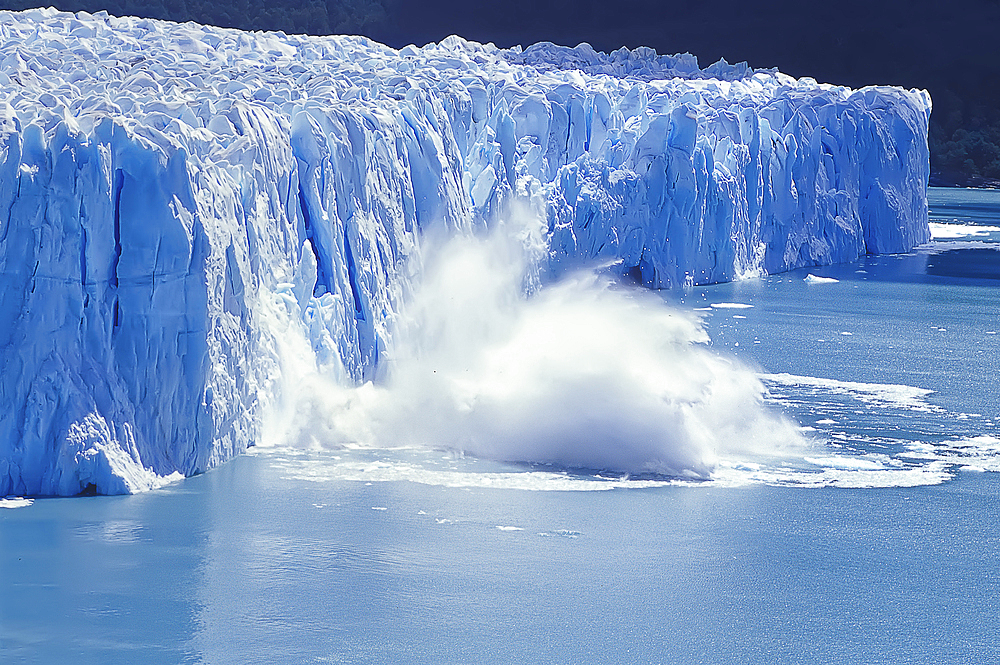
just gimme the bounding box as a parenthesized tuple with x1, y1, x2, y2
(261, 211, 807, 482)
(263, 213, 1000, 491)
(262, 265, 1000, 490)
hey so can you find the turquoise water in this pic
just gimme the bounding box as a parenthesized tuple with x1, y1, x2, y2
(3, 187, 1000, 664)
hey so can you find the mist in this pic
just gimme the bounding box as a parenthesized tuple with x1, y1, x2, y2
(264, 211, 807, 479)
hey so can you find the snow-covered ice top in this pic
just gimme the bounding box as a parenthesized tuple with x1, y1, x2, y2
(0, 9, 930, 495)
(505, 41, 758, 81)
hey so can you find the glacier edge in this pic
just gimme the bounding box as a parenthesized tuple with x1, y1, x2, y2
(0, 9, 930, 495)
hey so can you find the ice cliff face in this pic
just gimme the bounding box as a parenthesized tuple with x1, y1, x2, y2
(0, 8, 930, 495)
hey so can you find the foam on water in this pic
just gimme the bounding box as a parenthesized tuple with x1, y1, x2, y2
(761, 373, 941, 412)
(902, 436, 1000, 473)
(257, 437, 959, 491)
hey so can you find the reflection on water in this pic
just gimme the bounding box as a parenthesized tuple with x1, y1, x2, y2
(5, 451, 1000, 664)
(927, 248, 1000, 280)
(929, 186, 1000, 227)
(925, 188, 1000, 280)
(0, 491, 209, 664)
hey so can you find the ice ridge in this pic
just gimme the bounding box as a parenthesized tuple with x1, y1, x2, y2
(503, 41, 757, 81)
(0, 8, 930, 495)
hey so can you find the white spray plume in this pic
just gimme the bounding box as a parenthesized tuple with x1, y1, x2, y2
(264, 207, 807, 479)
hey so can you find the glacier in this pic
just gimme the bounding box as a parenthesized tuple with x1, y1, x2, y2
(0, 8, 930, 496)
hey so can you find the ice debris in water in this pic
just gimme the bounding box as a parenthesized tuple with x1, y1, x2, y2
(0, 8, 930, 495)
(0, 496, 34, 508)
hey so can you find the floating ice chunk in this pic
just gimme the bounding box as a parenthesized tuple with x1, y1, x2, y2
(929, 222, 1000, 239)
(0, 497, 34, 508)
(537, 529, 581, 538)
(804, 274, 840, 284)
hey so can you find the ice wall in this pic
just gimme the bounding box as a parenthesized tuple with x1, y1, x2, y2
(0, 9, 930, 495)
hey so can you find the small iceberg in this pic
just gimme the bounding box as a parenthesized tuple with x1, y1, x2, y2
(804, 274, 840, 284)
(1, 497, 34, 509)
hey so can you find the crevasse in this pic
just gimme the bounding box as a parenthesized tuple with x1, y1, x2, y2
(0, 9, 930, 495)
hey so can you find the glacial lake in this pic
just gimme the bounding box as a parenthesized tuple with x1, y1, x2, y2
(2, 187, 999, 664)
